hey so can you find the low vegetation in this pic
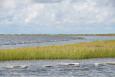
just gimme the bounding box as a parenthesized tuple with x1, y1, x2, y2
(0, 40, 115, 61)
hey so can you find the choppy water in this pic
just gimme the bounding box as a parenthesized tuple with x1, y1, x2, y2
(0, 35, 115, 48)
(0, 58, 115, 77)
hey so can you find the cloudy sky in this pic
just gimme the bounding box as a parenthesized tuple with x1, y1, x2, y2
(0, 0, 115, 34)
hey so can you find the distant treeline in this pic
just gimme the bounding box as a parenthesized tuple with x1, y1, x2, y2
(0, 34, 115, 36)
(57, 34, 115, 36)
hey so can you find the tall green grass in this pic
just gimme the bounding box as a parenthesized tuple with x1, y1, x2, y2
(0, 40, 115, 61)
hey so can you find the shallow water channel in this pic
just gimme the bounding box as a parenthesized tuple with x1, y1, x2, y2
(0, 35, 115, 48)
(0, 58, 115, 77)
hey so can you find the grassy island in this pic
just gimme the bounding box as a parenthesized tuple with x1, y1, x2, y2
(0, 40, 115, 61)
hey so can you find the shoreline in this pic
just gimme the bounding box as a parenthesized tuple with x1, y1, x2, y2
(0, 58, 115, 62)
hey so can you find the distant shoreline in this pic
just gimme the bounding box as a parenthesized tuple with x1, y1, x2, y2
(0, 34, 115, 36)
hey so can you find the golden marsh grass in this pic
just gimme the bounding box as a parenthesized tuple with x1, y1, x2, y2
(0, 40, 115, 61)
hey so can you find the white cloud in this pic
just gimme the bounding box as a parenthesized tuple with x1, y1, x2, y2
(0, 0, 115, 26)
(24, 3, 45, 23)
(0, 0, 16, 9)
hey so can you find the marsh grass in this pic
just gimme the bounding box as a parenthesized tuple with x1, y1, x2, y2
(0, 40, 115, 61)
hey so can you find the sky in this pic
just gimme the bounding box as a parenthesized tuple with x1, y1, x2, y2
(0, 0, 115, 34)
